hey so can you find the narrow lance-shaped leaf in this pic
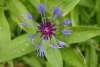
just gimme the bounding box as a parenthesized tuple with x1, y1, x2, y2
(46, 62, 52, 67)
(70, 7, 79, 26)
(85, 40, 98, 67)
(0, 34, 34, 62)
(96, 0, 100, 26)
(23, 56, 42, 67)
(45, 48, 63, 67)
(56, 26, 100, 44)
(79, 0, 94, 8)
(40, 39, 63, 67)
(61, 47, 86, 67)
(27, 0, 40, 8)
(43, 0, 80, 16)
(7, 0, 36, 33)
(0, 8, 11, 62)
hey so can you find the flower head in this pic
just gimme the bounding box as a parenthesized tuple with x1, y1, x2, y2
(19, 3, 71, 56)
(38, 19, 56, 39)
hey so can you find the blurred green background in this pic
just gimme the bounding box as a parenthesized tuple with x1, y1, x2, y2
(0, 0, 100, 67)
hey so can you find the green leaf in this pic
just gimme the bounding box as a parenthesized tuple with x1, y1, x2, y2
(23, 56, 42, 67)
(44, 0, 80, 16)
(0, 34, 34, 62)
(96, 0, 100, 26)
(0, 0, 5, 6)
(64, 63, 73, 67)
(57, 26, 100, 44)
(0, 8, 11, 44)
(7, 0, 37, 33)
(61, 47, 86, 67)
(20, 0, 39, 20)
(46, 62, 52, 67)
(45, 48, 63, 67)
(79, 0, 94, 8)
(28, 0, 40, 7)
(0, 8, 11, 62)
(8, 16, 18, 38)
(85, 40, 98, 67)
(70, 7, 79, 26)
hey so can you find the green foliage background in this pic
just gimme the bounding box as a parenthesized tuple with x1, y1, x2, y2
(0, 0, 100, 67)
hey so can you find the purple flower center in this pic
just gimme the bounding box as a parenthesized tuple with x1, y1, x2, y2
(38, 20, 56, 39)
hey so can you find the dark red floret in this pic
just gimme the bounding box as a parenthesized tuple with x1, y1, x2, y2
(38, 20, 56, 39)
